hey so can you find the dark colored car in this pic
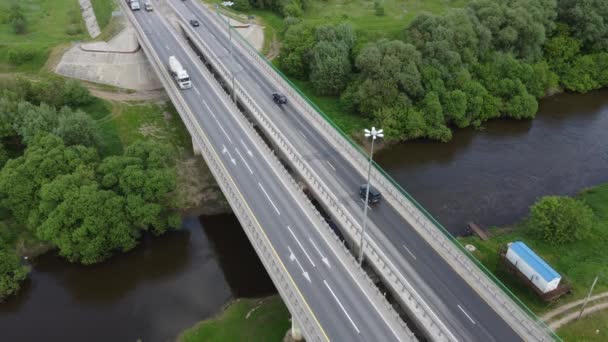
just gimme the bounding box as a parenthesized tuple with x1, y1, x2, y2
(272, 92, 287, 105)
(190, 19, 200, 27)
(359, 184, 382, 205)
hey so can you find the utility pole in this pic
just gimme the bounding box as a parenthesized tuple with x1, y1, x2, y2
(578, 275, 599, 320)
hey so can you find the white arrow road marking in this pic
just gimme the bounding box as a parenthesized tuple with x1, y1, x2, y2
(458, 305, 476, 325)
(288, 246, 311, 283)
(297, 129, 307, 139)
(240, 139, 253, 157)
(324, 280, 360, 333)
(287, 226, 315, 267)
(309, 237, 331, 268)
(258, 183, 280, 215)
(402, 244, 417, 260)
(193, 86, 201, 96)
(360, 198, 373, 211)
(326, 160, 336, 171)
(221, 145, 236, 165)
(234, 148, 253, 174)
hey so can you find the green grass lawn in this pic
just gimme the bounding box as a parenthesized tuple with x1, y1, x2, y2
(96, 101, 192, 156)
(459, 183, 608, 315)
(0, 0, 86, 72)
(558, 310, 608, 342)
(179, 296, 290, 342)
(90, 0, 116, 31)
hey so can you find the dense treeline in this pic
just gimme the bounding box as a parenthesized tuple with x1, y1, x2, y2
(277, 0, 608, 142)
(0, 78, 180, 300)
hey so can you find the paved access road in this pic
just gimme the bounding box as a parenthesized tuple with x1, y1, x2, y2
(174, 1, 525, 340)
(129, 6, 409, 341)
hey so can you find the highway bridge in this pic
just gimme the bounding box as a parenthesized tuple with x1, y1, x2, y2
(120, 0, 557, 341)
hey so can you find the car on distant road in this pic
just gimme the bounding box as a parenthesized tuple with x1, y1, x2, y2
(190, 19, 200, 27)
(144, 1, 152, 11)
(359, 184, 382, 205)
(272, 92, 287, 105)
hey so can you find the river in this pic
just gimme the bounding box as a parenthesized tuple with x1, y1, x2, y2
(376, 89, 608, 235)
(1, 90, 607, 341)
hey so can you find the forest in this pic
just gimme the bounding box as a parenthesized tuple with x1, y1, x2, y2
(273, 0, 608, 142)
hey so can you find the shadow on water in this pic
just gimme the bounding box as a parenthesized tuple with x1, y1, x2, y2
(376, 89, 608, 235)
(0, 215, 274, 342)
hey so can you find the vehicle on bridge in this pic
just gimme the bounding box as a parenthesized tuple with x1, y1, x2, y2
(129, 0, 141, 11)
(360, 184, 382, 204)
(272, 92, 287, 105)
(168, 56, 192, 89)
(144, 0, 153, 11)
(189, 19, 200, 27)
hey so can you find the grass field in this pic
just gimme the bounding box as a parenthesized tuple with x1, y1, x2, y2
(0, 0, 86, 72)
(459, 183, 608, 315)
(179, 296, 290, 342)
(558, 310, 608, 342)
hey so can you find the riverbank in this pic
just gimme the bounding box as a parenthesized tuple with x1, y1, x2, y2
(459, 182, 608, 339)
(178, 296, 290, 342)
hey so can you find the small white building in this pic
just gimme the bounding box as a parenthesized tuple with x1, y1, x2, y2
(506, 241, 561, 293)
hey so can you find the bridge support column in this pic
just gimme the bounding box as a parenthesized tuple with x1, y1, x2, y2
(289, 317, 303, 341)
(192, 137, 201, 156)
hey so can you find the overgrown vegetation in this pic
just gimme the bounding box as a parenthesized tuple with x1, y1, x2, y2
(90, 0, 116, 31)
(261, 0, 608, 140)
(557, 309, 608, 342)
(179, 296, 290, 342)
(460, 183, 608, 314)
(0, 77, 181, 299)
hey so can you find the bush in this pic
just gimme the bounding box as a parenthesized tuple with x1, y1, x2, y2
(232, 0, 251, 11)
(8, 4, 27, 35)
(65, 24, 83, 36)
(0, 247, 29, 302)
(7, 46, 37, 66)
(62, 80, 92, 107)
(374, 1, 385, 16)
(527, 196, 594, 245)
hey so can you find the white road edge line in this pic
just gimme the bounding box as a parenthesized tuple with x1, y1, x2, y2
(235, 148, 253, 174)
(258, 182, 280, 215)
(323, 280, 360, 334)
(457, 305, 476, 325)
(402, 244, 417, 260)
(287, 225, 315, 267)
(326, 160, 336, 171)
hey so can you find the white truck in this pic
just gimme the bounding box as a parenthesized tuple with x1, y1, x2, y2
(168, 56, 192, 89)
(129, 0, 141, 11)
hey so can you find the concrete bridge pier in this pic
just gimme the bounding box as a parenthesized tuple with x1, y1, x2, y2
(284, 317, 304, 342)
(192, 137, 201, 155)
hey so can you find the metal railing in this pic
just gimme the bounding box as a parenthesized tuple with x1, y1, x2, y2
(179, 1, 558, 341)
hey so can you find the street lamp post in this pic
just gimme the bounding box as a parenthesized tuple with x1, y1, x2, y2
(358, 127, 383, 266)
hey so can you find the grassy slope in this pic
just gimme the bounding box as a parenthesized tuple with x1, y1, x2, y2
(90, 0, 116, 31)
(459, 183, 608, 315)
(0, 0, 86, 72)
(179, 296, 290, 342)
(558, 310, 608, 342)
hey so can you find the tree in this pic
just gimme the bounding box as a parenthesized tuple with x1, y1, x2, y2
(35, 171, 138, 264)
(527, 196, 594, 245)
(561, 55, 601, 92)
(0, 143, 7, 168)
(0, 134, 98, 224)
(62, 80, 92, 107)
(309, 41, 351, 95)
(442, 90, 468, 127)
(278, 23, 315, 78)
(557, 0, 608, 52)
(54, 109, 100, 148)
(0, 247, 29, 301)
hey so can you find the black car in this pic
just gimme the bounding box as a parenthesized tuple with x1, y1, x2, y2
(272, 92, 287, 105)
(190, 19, 200, 27)
(359, 184, 382, 205)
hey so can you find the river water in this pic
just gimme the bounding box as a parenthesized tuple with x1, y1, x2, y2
(1, 90, 607, 341)
(376, 89, 608, 235)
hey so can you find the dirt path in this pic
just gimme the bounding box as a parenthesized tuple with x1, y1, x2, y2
(542, 291, 608, 321)
(549, 301, 608, 330)
(87, 86, 168, 102)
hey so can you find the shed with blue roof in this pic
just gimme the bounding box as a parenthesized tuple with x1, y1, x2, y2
(505, 241, 561, 293)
